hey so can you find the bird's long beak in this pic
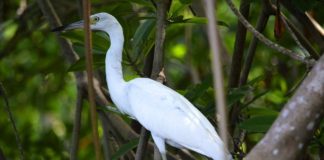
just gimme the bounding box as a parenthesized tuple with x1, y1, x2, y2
(52, 20, 84, 32)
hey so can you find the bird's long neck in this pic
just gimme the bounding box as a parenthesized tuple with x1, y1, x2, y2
(105, 25, 125, 86)
(104, 24, 134, 115)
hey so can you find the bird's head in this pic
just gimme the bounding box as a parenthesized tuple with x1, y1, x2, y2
(52, 12, 120, 32)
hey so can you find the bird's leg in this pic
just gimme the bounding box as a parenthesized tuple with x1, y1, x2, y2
(151, 134, 167, 160)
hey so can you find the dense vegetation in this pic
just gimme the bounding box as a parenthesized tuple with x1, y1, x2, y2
(0, 0, 323, 159)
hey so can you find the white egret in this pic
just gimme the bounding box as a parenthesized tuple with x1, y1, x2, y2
(54, 12, 231, 160)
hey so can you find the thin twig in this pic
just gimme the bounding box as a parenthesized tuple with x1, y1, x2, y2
(239, 0, 272, 86)
(281, 0, 324, 52)
(225, 0, 314, 66)
(82, 0, 101, 159)
(135, 127, 150, 160)
(281, 15, 320, 59)
(281, 16, 309, 58)
(0, 82, 24, 160)
(235, 6, 269, 151)
(228, 0, 250, 88)
(203, 0, 229, 158)
(150, 0, 170, 79)
(228, 0, 250, 146)
(70, 86, 84, 160)
(98, 111, 114, 159)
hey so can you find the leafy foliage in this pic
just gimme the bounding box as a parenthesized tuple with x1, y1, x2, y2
(0, 0, 323, 159)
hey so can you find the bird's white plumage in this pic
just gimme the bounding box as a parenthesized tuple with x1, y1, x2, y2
(127, 78, 225, 158)
(60, 12, 230, 160)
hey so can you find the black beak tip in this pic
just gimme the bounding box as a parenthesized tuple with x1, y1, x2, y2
(51, 25, 66, 32)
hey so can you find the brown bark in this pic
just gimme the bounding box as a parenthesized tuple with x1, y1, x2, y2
(246, 55, 324, 160)
(228, 0, 250, 88)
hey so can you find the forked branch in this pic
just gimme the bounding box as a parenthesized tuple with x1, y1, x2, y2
(225, 0, 315, 65)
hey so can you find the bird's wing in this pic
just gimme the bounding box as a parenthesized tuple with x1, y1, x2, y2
(127, 78, 222, 146)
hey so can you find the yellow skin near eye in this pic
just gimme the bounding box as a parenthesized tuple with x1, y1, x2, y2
(90, 18, 96, 24)
(91, 16, 100, 24)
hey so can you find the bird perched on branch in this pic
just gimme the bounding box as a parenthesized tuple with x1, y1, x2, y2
(53, 12, 231, 160)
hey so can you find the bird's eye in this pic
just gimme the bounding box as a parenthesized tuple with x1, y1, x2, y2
(94, 16, 100, 22)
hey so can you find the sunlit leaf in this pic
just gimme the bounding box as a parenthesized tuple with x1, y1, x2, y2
(169, 0, 190, 18)
(247, 75, 265, 85)
(1, 20, 18, 41)
(171, 43, 186, 59)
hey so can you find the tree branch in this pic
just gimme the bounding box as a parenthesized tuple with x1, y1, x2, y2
(281, 0, 324, 52)
(228, 0, 251, 149)
(203, 0, 229, 158)
(228, 0, 250, 88)
(282, 16, 320, 60)
(264, 1, 320, 60)
(82, 0, 102, 159)
(239, 0, 273, 86)
(224, 0, 315, 66)
(150, 0, 170, 79)
(70, 86, 84, 160)
(135, 127, 150, 160)
(246, 54, 324, 160)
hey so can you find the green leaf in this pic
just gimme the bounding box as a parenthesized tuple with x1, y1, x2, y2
(61, 31, 109, 51)
(227, 85, 252, 106)
(131, 19, 156, 64)
(68, 54, 106, 72)
(111, 138, 139, 160)
(247, 75, 264, 85)
(169, 16, 229, 27)
(239, 115, 277, 133)
(183, 17, 207, 24)
(169, 15, 185, 23)
(241, 90, 269, 109)
(244, 107, 279, 117)
(184, 77, 212, 101)
(72, 43, 106, 55)
(169, 0, 189, 18)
